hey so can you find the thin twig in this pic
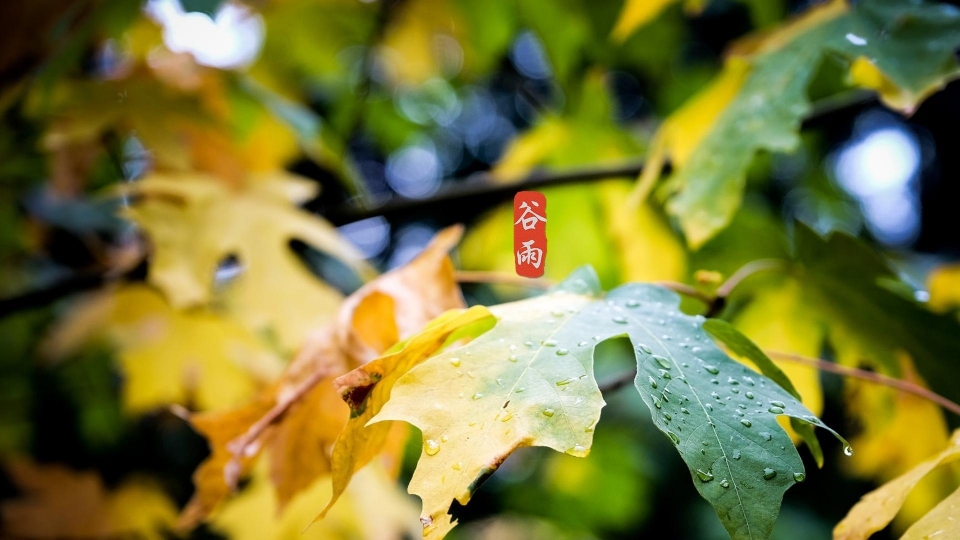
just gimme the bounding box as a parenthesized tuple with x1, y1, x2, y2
(768, 350, 960, 418)
(596, 351, 960, 419)
(455, 270, 555, 289)
(655, 281, 714, 305)
(223, 368, 331, 487)
(598, 368, 638, 394)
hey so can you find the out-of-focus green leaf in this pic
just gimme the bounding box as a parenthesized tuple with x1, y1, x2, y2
(641, 0, 960, 247)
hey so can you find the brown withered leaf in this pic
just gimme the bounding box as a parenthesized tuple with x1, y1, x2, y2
(1, 460, 177, 540)
(180, 226, 466, 527)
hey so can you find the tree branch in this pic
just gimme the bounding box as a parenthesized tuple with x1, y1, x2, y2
(325, 160, 647, 225)
(767, 350, 960, 418)
(455, 270, 555, 289)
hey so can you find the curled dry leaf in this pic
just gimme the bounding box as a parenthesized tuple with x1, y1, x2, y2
(180, 225, 466, 527)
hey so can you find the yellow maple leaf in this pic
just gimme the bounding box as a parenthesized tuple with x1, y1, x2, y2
(834, 429, 960, 540)
(123, 172, 374, 352)
(212, 459, 420, 540)
(42, 284, 284, 413)
(181, 226, 467, 525)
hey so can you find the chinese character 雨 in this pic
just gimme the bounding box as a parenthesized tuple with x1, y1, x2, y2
(514, 200, 546, 231)
(516, 240, 544, 269)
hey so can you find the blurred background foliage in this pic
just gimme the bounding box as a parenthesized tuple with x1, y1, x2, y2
(2, 0, 960, 538)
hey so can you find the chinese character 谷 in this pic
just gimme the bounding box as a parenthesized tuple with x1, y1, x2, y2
(516, 239, 544, 269)
(514, 200, 546, 231)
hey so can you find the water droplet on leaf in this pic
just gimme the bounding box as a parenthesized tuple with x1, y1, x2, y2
(424, 440, 440, 456)
(762, 468, 777, 480)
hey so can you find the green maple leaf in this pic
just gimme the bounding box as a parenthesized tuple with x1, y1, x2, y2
(644, 0, 960, 247)
(325, 268, 844, 539)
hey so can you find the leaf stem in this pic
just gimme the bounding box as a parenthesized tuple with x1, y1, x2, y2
(767, 351, 960, 418)
(597, 349, 960, 419)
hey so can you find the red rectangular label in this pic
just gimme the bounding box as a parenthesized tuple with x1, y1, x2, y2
(513, 191, 547, 278)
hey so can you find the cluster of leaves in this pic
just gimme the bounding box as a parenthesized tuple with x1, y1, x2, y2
(2, 0, 960, 539)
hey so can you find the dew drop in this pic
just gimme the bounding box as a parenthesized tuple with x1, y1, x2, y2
(612, 316, 628, 324)
(710, 379, 719, 385)
(732, 449, 741, 460)
(542, 339, 558, 347)
(557, 377, 578, 386)
(653, 355, 671, 369)
(768, 406, 784, 414)
(578, 341, 588, 347)
(710, 392, 720, 399)
(696, 469, 714, 482)
(424, 440, 440, 456)
(638, 344, 653, 354)
(452, 462, 462, 470)
(509, 345, 517, 351)
(626, 299, 640, 308)
(681, 407, 690, 414)
(660, 370, 672, 380)
(740, 419, 752, 428)
(720, 478, 730, 488)
(472, 393, 484, 400)
(556, 348, 569, 356)
(501, 412, 514, 422)
(664, 412, 673, 421)
(525, 341, 535, 348)
(648, 376, 658, 389)
(542, 408, 556, 417)
(844, 445, 854, 456)
(440, 434, 449, 442)
(571, 444, 586, 453)
(743, 376, 755, 386)
(468, 420, 477, 426)
(653, 397, 663, 409)
(770, 400, 786, 408)
(759, 431, 772, 442)
(448, 357, 463, 368)
(705, 403, 714, 412)
(731, 388, 740, 394)
(793, 472, 806, 482)
(762, 468, 777, 480)
(667, 431, 680, 444)
(516, 387, 525, 393)
(704, 365, 720, 375)
(745, 392, 755, 399)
